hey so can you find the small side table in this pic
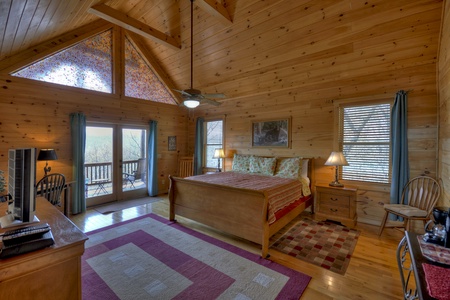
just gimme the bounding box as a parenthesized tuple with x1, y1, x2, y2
(315, 183, 357, 228)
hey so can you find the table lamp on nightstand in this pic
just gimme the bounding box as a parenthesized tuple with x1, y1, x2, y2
(213, 148, 225, 172)
(325, 151, 349, 187)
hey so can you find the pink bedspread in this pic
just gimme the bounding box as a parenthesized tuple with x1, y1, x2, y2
(186, 172, 304, 224)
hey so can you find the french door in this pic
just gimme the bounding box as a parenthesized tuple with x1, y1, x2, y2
(85, 124, 147, 207)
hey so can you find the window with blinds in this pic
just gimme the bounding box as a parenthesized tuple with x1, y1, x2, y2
(204, 120, 223, 168)
(339, 103, 392, 183)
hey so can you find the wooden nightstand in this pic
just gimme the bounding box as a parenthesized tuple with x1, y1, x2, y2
(315, 183, 357, 228)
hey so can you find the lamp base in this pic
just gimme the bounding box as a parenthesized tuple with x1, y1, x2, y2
(329, 181, 344, 187)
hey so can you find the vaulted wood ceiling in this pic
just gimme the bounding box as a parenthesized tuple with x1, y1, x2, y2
(0, 0, 443, 108)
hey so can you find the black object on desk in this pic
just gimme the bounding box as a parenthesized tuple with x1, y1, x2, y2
(0, 223, 55, 259)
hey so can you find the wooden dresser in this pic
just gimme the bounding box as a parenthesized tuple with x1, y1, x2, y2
(0, 197, 88, 300)
(315, 183, 357, 228)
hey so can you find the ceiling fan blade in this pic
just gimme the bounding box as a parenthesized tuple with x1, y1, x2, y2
(202, 98, 221, 106)
(173, 89, 193, 97)
(203, 93, 226, 98)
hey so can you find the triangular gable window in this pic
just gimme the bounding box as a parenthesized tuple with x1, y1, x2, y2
(12, 30, 113, 93)
(124, 37, 177, 105)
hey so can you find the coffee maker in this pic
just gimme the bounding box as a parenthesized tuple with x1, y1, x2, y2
(423, 207, 448, 246)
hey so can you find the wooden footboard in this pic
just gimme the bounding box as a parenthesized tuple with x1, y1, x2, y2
(169, 176, 268, 242)
(168, 175, 312, 257)
(168, 157, 314, 257)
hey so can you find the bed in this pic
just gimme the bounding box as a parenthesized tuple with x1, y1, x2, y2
(168, 156, 314, 257)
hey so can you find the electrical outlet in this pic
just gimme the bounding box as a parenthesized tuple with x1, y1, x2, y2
(162, 179, 165, 185)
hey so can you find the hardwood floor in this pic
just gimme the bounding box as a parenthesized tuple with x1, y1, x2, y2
(70, 195, 407, 300)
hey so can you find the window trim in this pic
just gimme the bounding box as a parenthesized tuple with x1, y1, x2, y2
(333, 97, 393, 184)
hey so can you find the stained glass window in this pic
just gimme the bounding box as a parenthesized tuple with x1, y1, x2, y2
(12, 30, 113, 93)
(124, 37, 177, 105)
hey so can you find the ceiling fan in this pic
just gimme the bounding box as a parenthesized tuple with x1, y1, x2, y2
(174, 0, 226, 108)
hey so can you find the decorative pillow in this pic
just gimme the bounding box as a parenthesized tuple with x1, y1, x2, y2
(231, 154, 251, 172)
(275, 157, 302, 179)
(249, 156, 277, 176)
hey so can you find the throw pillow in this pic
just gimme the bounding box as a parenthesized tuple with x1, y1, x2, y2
(275, 157, 302, 179)
(249, 156, 277, 176)
(231, 154, 251, 172)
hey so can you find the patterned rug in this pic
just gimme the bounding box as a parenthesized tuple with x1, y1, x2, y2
(270, 218, 360, 275)
(82, 213, 311, 299)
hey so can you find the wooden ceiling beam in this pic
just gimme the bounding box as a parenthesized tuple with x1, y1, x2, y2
(88, 4, 181, 50)
(196, 0, 232, 25)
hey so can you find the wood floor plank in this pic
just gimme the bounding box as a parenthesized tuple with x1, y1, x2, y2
(70, 195, 406, 300)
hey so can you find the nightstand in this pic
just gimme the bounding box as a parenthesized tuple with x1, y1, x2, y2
(315, 183, 357, 228)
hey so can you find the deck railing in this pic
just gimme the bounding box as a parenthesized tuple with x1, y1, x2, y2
(84, 160, 140, 183)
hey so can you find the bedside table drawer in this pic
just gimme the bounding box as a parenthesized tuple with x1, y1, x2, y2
(319, 192, 350, 207)
(319, 203, 350, 218)
(315, 184, 357, 228)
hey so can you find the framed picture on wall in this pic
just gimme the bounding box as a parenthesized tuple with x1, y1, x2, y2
(168, 136, 177, 151)
(252, 118, 291, 148)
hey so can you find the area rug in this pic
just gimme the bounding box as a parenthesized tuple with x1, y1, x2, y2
(93, 197, 163, 214)
(82, 213, 311, 299)
(270, 218, 360, 275)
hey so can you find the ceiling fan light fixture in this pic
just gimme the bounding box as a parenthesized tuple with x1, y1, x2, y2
(183, 99, 200, 108)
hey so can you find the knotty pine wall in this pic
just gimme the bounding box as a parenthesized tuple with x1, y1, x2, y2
(194, 2, 444, 226)
(0, 75, 188, 197)
(439, 0, 450, 209)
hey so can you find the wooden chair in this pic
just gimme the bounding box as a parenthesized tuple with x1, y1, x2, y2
(36, 173, 66, 206)
(123, 157, 146, 189)
(378, 176, 441, 235)
(178, 156, 194, 178)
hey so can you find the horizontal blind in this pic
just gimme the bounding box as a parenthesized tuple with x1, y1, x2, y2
(339, 103, 391, 183)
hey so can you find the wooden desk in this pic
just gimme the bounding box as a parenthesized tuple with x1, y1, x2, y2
(0, 197, 88, 300)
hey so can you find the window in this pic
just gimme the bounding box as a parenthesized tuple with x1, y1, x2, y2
(124, 37, 177, 104)
(204, 120, 223, 169)
(339, 102, 392, 183)
(12, 30, 113, 93)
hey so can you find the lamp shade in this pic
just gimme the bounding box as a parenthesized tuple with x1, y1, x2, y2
(183, 99, 200, 108)
(324, 151, 348, 166)
(212, 148, 225, 159)
(37, 149, 58, 161)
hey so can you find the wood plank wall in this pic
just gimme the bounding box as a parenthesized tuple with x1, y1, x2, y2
(0, 24, 189, 200)
(195, 1, 443, 226)
(439, 0, 450, 209)
(0, 74, 187, 194)
(0, 0, 445, 227)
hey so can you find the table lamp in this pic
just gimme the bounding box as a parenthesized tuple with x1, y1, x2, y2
(324, 151, 349, 187)
(37, 149, 58, 176)
(212, 148, 225, 172)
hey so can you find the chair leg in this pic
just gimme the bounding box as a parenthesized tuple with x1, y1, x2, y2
(378, 210, 389, 236)
(405, 219, 410, 232)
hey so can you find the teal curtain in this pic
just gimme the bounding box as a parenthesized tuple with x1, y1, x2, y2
(70, 112, 86, 214)
(148, 120, 158, 196)
(194, 117, 204, 175)
(390, 90, 409, 218)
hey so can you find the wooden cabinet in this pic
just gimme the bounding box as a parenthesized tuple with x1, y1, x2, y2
(315, 184, 357, 228)
(0, 197, 88, 300)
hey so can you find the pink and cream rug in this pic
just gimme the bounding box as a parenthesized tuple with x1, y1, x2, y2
(82, 214, 311, 299)
(270, 218, 360, 275)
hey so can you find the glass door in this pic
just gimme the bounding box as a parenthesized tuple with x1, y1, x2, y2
(85, 124, 147, 207)
(121, 127, 147, 198)
(85, 125, 114, 206)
